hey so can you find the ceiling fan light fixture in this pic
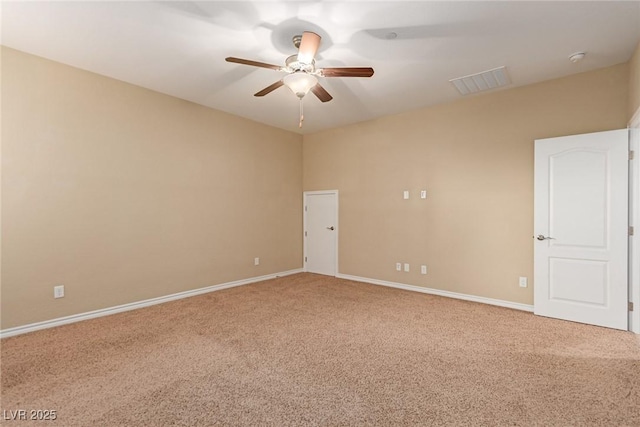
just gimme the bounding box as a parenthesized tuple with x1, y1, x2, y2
(283, 72, 318, 98)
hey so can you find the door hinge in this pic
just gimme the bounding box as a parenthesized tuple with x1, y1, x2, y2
(305, 205, 307, 212)
(630, 151, 635, 160)
(304, 231, 307, 237)
(630, 302, 634, 312)
(304, 257, 307, 262)
(630, 226, 635, 236)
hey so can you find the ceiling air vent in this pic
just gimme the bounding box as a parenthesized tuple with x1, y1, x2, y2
(449, 66, 510, 95)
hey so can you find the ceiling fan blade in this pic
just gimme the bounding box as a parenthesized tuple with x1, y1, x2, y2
(226, 57, 282, 71)
(297, 31, 321, 64)
(254, 80, 284, 97)
(311, 83, 333, 103)
(320, 67, 375, 78)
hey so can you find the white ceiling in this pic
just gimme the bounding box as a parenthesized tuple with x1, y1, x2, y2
(3, 1, 640, 134)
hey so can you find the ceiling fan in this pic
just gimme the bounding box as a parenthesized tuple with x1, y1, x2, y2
(226, 31, 374, 127)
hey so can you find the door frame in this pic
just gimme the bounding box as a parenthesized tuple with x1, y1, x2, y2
(303, 190, 339, 275)
(629, 109, 640, 334)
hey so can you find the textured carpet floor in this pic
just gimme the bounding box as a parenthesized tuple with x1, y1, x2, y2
(1, 273, 639, 426)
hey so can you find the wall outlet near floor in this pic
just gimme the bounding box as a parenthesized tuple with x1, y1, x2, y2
(404, 263, 410, 272)
(421, 265, 427, 275)
(519, 277, 528, 288)
(254, 257, 260, 266)
(54, 285, 65, 299)
(396, 262, 402, 271)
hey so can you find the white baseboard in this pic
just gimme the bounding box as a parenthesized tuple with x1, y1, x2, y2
(336, 273, 534, 312)
(0, 268, 303, 339)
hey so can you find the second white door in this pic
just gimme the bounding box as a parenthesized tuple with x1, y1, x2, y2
(304, 191, 338, 276)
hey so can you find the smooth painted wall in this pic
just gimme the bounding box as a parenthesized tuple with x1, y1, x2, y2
(630, 41, 640, 120)
(303, 63, 629, 305)
(1, 47, 303, 329)
(2, 45, 633, 329)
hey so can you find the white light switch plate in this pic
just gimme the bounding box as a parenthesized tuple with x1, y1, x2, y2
(54, 285, 65, 299)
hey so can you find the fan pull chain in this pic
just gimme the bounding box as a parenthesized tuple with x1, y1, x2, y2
(299, 98, 304, 128)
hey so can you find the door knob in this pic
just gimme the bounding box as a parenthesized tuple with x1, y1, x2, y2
(534, 234, 554, 241)
(326, 226, 335, 231)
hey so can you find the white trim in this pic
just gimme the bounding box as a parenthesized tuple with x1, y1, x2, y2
(303, 190, 339, 276)
(629, 111, 640, 334)
(0, 269, 303, 339)
(336, 273, 534, 312)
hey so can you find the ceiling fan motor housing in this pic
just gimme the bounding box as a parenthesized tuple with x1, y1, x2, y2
(285, 55, 315, 73)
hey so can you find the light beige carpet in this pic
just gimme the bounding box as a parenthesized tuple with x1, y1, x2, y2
(1, 273, 639, 426)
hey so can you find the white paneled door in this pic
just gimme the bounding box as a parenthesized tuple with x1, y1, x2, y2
(304, 191, 338, 276)
(534, 129, 629, 330)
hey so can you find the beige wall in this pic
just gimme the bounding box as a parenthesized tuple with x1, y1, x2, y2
(1, 45, 633, 330)
(630, 41, 640, 120)
(1, 47, 303, 329)
(303, 64, 629, 305)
